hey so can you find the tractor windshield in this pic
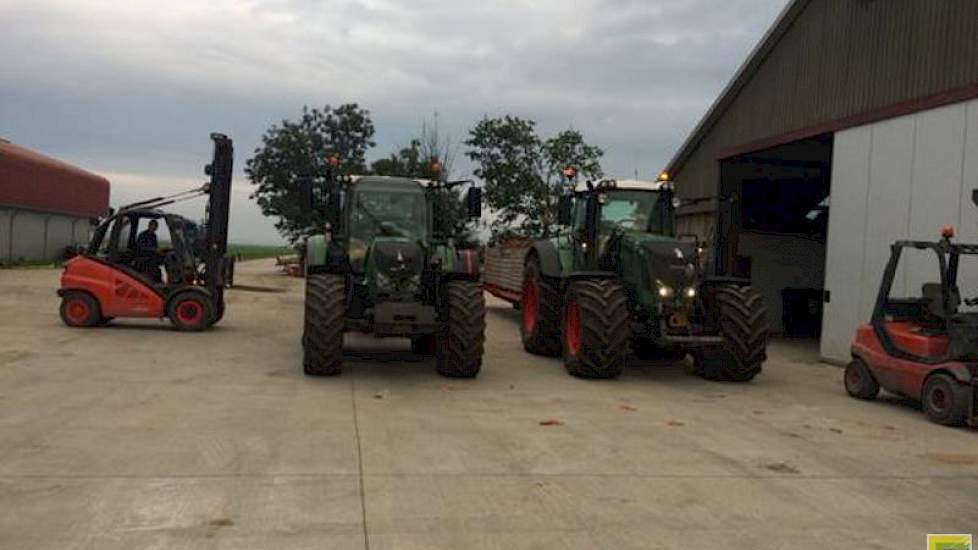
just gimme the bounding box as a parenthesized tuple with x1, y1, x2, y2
(350, 188, 428, 242)
(600, 190, 674, 236)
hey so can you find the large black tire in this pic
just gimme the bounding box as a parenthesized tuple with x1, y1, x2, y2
(844, 358, 880, 400)
(697, 285, 768, 382)
(60, 291, 101, 328)
(520, 258, 561, 357)
(302, 274, 345, 376)
(922, 374, 969, 426)
(562, 280, 630, 379)
(436, 281, 486, 378)
(167, 290, 215, 332)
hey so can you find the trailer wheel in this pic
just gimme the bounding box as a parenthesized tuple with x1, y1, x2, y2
(562, 280, 629, 379)
(922, 374, 969, 426)
(168, 291, 214, 332)
(60, 292, 101, 328)
(699, 285, 768, 382)
(844, 358, 880, 400)
(521, 258, 561, 356)
(303, 274, 345, 376)
(436, 281, 485, 378)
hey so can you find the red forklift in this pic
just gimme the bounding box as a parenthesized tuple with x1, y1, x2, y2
(845, 197, 978, 427)
(58, 133, 234, 331)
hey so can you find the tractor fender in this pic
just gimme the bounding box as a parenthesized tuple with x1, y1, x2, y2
(526, 241, 562, 279)
(305, 235, 350, 275)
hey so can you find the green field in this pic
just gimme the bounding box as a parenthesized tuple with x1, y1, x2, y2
(227, 243, 294, 261)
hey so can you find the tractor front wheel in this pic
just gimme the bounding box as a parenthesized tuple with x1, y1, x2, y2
(168, 291, 214, 332)
(60, 292, 101, 328)
(697, 285, 768, 382)
(520, 258, 561, 357)
(436, 281, 486, 378)
(561, 280, 630, 379)
(302, 274, 345, 376)
(922, 374, 969, 426)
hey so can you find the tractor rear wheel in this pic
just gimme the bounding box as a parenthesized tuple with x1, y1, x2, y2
(922, 374, 969, 426)
(844, 358, 880, 400)
(436, 281, 485, 378)
(698, 285, 768, 382)
(561, 280, 630, 379)
(302, 273, 345, 376)
(168, 291, 214, 331)
(520, 258, 561, 357)
(60, 292, 101, 328)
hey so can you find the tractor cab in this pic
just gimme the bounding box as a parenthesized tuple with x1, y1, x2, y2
(847, 223, 978, 427)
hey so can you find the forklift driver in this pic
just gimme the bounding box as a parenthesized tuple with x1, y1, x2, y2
(134, 220, 163, 282)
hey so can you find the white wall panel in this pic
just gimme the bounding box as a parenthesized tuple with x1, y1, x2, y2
(860, 116, 915, 316)
(906, 103, 968, 293)
(821, 97, 978, 362)
(821, 126, 872, 362)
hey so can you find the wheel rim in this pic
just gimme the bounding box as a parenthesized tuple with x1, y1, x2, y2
(176, 300, 204, 325)
(846, 366, 862, 390)
(565, 301, 582, 357)
(929, 387, 948, 412)
(65, 299, 89, 324)
(522, 278, 538, 335)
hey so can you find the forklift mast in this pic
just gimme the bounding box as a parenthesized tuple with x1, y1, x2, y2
(204, 133, 233, 291)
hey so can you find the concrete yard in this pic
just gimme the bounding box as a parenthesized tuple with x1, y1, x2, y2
(1, 260, 975, 549)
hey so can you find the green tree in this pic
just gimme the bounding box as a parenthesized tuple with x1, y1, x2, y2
(371, 121, 478, 246)
(246, 104, 376, 242)
(465, 116, 603, 238)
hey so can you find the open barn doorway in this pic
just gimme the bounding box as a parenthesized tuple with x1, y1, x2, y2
(714, 134, 833, 340)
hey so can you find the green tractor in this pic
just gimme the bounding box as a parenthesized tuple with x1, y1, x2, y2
(519, 176, 768, 381)
(298, 164, 485, 377)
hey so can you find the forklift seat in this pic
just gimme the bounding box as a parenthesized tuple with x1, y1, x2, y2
(921, 282, 961, 319)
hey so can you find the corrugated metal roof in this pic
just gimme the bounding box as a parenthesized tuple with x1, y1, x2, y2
(0, 141, 110, 218)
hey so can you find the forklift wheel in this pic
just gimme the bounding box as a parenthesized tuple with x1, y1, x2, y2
(60, 292, 101, 328)
(922, 374, 969, 426)
(844, 359, 880, 400)
(167, 292, 214, 332)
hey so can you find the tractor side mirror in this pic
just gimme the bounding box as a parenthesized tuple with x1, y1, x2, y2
(466, 187, 482, 219)
(298, 179, 313, 215)
(557, 194, 573, 226)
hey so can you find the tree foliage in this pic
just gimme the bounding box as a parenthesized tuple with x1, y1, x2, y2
(246, 104, 376, 242)
(465, 116, 603, 238)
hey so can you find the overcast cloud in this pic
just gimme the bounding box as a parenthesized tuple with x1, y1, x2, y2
(1, 0, 788, 244)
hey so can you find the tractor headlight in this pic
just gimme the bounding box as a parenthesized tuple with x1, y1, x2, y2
(657, 284, 674, 299)
(684, 287, 697, 299)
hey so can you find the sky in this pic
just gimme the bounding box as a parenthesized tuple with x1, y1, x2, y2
(0, 0, 789, 245)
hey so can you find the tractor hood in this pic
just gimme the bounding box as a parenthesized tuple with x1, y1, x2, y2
(623, 234, 698, 288)
(367, 237, 425, 300)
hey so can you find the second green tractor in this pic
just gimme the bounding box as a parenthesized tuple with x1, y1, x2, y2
(519, 178, 769, 381)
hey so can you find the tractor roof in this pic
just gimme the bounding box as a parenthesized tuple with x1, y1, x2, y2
(345, 175, 435, 190)
(573, 179, 671, 193)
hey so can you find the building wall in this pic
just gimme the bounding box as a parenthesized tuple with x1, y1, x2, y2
(821, 97, 978, 362)
(673, 0, 978, 232)
(0, 207, 92, 264)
